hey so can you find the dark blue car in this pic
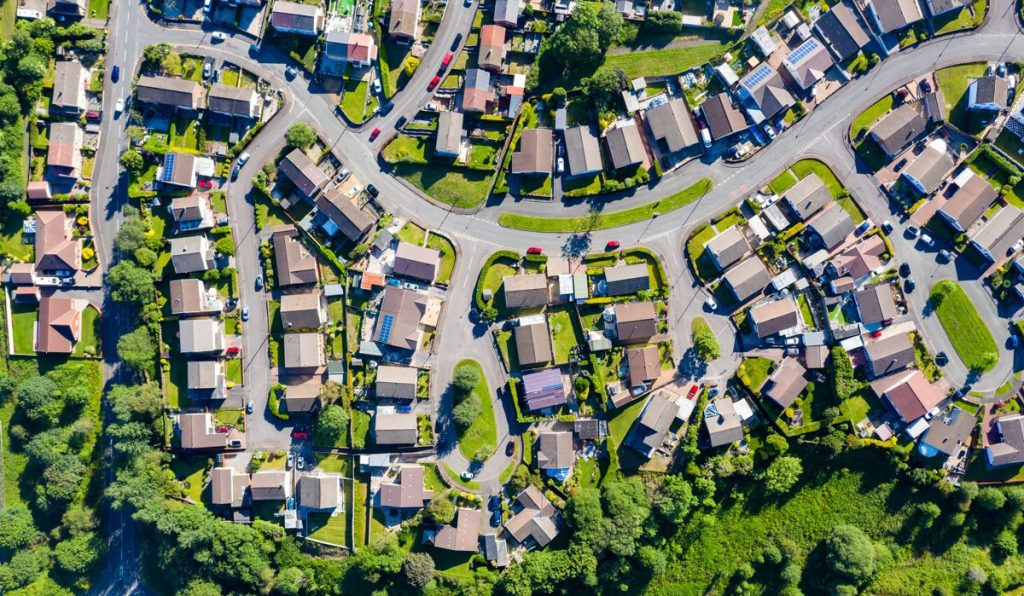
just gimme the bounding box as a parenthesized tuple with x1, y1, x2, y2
(111, 65, 120, 82)
(489, 495, 499, 511)
(490, 508, 501, 527)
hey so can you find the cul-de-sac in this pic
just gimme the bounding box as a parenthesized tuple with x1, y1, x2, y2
(4, 0, 1024, 592)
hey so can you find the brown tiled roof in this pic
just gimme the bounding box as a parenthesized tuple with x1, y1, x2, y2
(279, 149, 328, 199)
(37, 295, 81, 353)
(273, 226, 319, 286)
(136, 75, 203, 109)
(871, 369, 945, 422)
(35, 210, 78, 274)
(373, 286, 427, 351)
(271, 0, 323, 34)
(380, 465, 434, 509)
(749, 298, 800, 337)
(510, 128, 553, 175)
(615, 301, 658, 344)
(393, 242, 440, 282)
(434, 508, 482, 552)
(514, 319, 553, 366)
(626, 345, 660, 387)
(764, 357, 808, 408)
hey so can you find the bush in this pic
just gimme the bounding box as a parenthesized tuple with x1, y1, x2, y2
(825, 525, 876, 585)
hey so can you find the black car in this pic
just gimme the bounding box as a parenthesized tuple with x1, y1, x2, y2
(366, 184, 379, 197)
(899, 263, 911, 277)
(379, 102, 394, 116)
(935, 352, 948, 366)
(395, 115, 407, 129)
(451, 33, 463, 51)
(505, 441, 515, 456)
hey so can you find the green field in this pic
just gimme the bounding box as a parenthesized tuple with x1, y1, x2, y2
(929, 280, 998, 372)
(454, 359, 497, 461)
(602, 42, 732, 79)
(426, 232, 457, 285)
(850, 95, 894, 141)
(10, 302, 36, 354)
(393, 164, 492, 209)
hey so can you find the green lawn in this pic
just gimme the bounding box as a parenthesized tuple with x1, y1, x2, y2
(934, 0, 986, 34)
(169, 114, 200, 152)
(479, 256, 518, 309)
(220, 68, 240, 87)
(768, 170, 798, 195)
(340, 79, 377, 124)
(499, 178, 713, 232)
(426, 232, 457, 285)
(563, 173, 604, 198)
(736, 357, 773, 393)
(307, 511, 349, 547)
(454, 359, 497, 461)
(935, 63, 988, 133)
(225, 359, 242, 385)
(72, 305, 101, 357)
(87, 0, 108, 19)
(850, 95, 894, 141)
(519, 174, 553, 198)
(255, 192, 290, 230)
(182, 56, 204, 82)
(171, 457, 208, 503)
(395, 221, 427, 245)
(602, 42, 732, 79)
(393, 164, 492, 209)
(930, 280, 998, 372)
(606, 395, 648, 477)
(10, 301, 37, 354)
(548, 306, 582, 365)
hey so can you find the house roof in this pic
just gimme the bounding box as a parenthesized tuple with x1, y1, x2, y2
(26, 181, 51, 200)
(605, 263, 650, 295)
(805, 344, 829, 368)
(434, 508, 482, 552)
(273, 226, 319, 286)
(927, 0, 967, 14)
(281, 291, 324, 330)
(871, 369, 946, 422)
(279, 149, 328, 199)
(169, 235, 212, 274)
(626, 345, 660, 387)
(644, 98, 699, 152)
(536, 431, 575, 470)
(739, 64, 794, 119)
(704, 226, 750, 270)
(47, 122, 82, 171)
(494, 0, 520, 24)
(749, 298, 800, 337)
(170, 193, 208, 223)
(298, 474, 340, 510)
(324, 31, 378, 63)
(939, 171, 997, 230)
(179, 318, 223, 354)
(380, 465, 434, 509)
(972, 204, 1024, 256)
(784, 173, 832, 220)
(373, 286, 427, 351)
(207, 84, 259, 118)
(37, 295, 80, 353)
(701, 93, 747, 141)
(510, 128, 553, 175)
(283, 332, 323, 369)
(828, 234, 887, 280)
(187, 360, 222, 390)
(704, 397, 744, 447)
(574, 418, 606, 440)
(782, 37, 834, 89)
(374, 408, 418, 444)
(627, 392, 679, 456)
(503, 273, 549, 309)
(614, 301, 658, 343)
(921, 407, 975, 456)
(178, 412, 227, 450)
(271, 0, 322, 33)
(869, 102, 932, 156)
(211, 467, 249, 508)
(479, 25, 507, 70)
(972, 75, 1008, 107)
(722, 256, 771, 303)
(436, 110, 464, 155)
(764, 357, 808, 408)
(813, 1, 871, 60)
(280, 376, 322, 413)
(389, 0, 419, 38)
(316, 187, 374, 242)
(514, 320, 553, 366)
(484, 534, 510, 567)
(52, 61, 86, 111)
(136, 75, 203, 109)
(864, 333, 916, 377)
(989, 414, 1024, 466)
(251, 471, 289, 501)
(506, 486, 559, 546)
(159, 151, 198, 188)
(462, 69, 494, 112)
(903, 143, 955, 194)
(35, 210, 78, 273)
(605, 121, 646, 170)
(868, 0, 923, 32)
(855, 283, 898, 324)
(563, 125, 603, 175)
(808, 204, 855, 250)
(394, 242, 441, 282)
(521, 367, 567, 411)
(376, 364, 418, 399)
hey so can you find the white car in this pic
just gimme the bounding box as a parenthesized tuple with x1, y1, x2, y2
(212, 31, 227, 42)
(882, 220, 893, 234)
(1011, 238, 1024, 255)
(920, 232, 934, 246)
(460, 470, 475, 481)
(705, 296, 717, 310)
(905, 225, 920, 239)
(114, 98, 124, 116)
(238, 152, 250, 166)
(286, 453, 295, 469)
(297, 456, 305, 470)
(763, 124, 776, 139)
(556, 157, 565, 173)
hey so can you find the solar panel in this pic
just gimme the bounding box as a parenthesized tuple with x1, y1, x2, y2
(379, 314, 394, 342)
(161, 153, 176, 182)
(742, 64, 773, 89)
(787, 38, 820, 64)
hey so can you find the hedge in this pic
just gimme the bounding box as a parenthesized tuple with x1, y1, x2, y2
(474, 249, 521, 311)
(269, 385, 290, 420)
(508, 376, 540, 424)
(623, 246, 669, 298)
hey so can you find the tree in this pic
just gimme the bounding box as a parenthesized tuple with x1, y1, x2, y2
(107, 261, 154, 304)
(693, 330, 720, 361)
(539, 2, 622, 83)
(143, 43, 171, 65)
(955, 481, 979, 512)
(0, 506, 38, 550)
(0, 547, 49, 591)
(38, 454, 86, 512)
(643, 9, 681, 33)
(54, 532, 102, 574)
(114, 206, 148, 255)
(765, 434, 790, 457)
(119, 149, 144, 176)
(215, 236, 236, 256)
(402, 552, 435, 590)
(480, 306, 498, 323)
(134, 247, 157, 267)
(179, 579, 223, 596)
(976, 487, 1007, 512)
(473, 443, 495, 463)
(452, 395, 481, 431)
(285, 123, 317, 149)
(118, 328, 156, 373)
(161, 51, 182, 75)
(916, 502, 941, 529)
(830, 347, 860, 401)
(25, 429, 67, 467)
(654, 475, 694, 526)
(425, 491, 456, 524)
(109, 383, 163, 423)
(314, 405, 349, 445)
(16, 376, 60, 425)
(637, 545, 667, 575)
(452, 365, 481, 396)
(763, 456, 802, 495)
(403, 56, 420, 77)
(994, 530, 1018, 558)
(573, 375, 591, 399)
(274, 567, 306, 595)
(825, 525, 876, 585)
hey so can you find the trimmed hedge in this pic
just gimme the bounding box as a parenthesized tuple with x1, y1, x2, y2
(474, 250, 520, 311)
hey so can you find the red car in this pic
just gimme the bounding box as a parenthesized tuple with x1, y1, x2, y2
(369, 127, 381, 141)
(226, 346, 241, 356)
(606, 240, 621, 251)
(292, 430, 309, 440)
(428, 75, 441, 90)
(870, 329, 883, 338)
(198, 179, 213, 190)
(687, 384, 699, 399)
(441, 52, 454, 67)
(526, 246, 543, 255)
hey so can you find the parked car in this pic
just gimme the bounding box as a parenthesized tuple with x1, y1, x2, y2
(935, 352, 948, 366)
(428, 75, 441, 90)
(367, 184, 379, 197)
(899, 263, 911, 277)
(451, 33, 463, 50)
(870, 329, 883, 338)
(882, 220, 893, 234)
(442, 52, 454, 68)
(369, 127, 382, 141)
(526, 246, 543, 255)
(372, 78, 382, 94)
(1009, 335, 1020, 349)
(505, 441, 515, 456)
(763, 124, 776, 139)
(293, 430, 309, 440)
(938, 249, 953, 262)
(246, 400, 254, 414)
(287, 496, 295, 510)
(919, 232, 934, 246)
(231, 163, 241, 180)
(285, 66, 297, 79)
(905, 225, 920, 238)
(287, 453, 295, 469)
(460, 470, 475, 481)
(687, 384, 699, 399)
(491, 509, 501, 527)
(296, 456, 305, 470)
(708, 386, 720, 398)
(228, 439, 242, 447)
(489, 495, 500, 511)
(114, 98, 124, 117)
(1011, 238, 1024, 255)
(402, 282, 419, 291)
(336, 168, 351, 182)
(241, 307, 249, 321)
(211, 31, 226, 42)
(704, 295, 717, 310)
(395, 116, 407, 129)
(226, 346, 241, 356)
(606, 240, 621, 251)
(203, 61, 212, 79)
(855, 219, 872, 235)
(894, 157, 908, 171)
(904, 276, 916, 292)
(111, 64, 120, 82)
(255, 275, 264, 290)
(998, 62, 1008, 77)
(238, 152, 250, 166)
(556, 157, 565, 173)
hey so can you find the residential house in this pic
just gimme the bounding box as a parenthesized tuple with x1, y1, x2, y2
(704, 226, 751, 271)
(270, 1, 324, 35)
(854, 283, 898, 326)
(749, 298, 800, 338)
(614, 301, 658, 345)
(376, 365, 418, 400)
(493, 0, 521, 27)
(967, 75, 1008, 111)
(280, 291, 326, 330)
(901, 139, 955, 195)
(563, 125, 603, 176)
(807, 204, 855, 251)
(434, 508, 482, 552)
(47, 0, 84, 18)
(937, 170, 997, 232)
(210, 467, 250, 508)
(36, 295, 83, 353)
(605, 263, 650, 296)
(722, 256, 771, 303)
(47, 122, 83, 179)
(521, 367, 567, 412)
(813, 1, 871, 61)
(136, 76, 204, 110)
(380, 465, 434, 512)
(781, 37, 834, 91)
(280, 377, 322, 414)
(827, 235, 888, 283)
(279, 148, 329, 200)
(700, 93, 747, 141)
(34, 209, 79, 277)
(316, 186, 374, 243)
(510, 128, 553, 175)
(503, 273, 549, 309)
(926, 0, 967, 14)
(514, 318, 554, 366)
(869, 101, 940, 158)
(764, 357, 808, 409)
(374, 407, 418, 445)
(273, 226, 319, 286)
(505, 485, 560, 548)
(536, 431, 575, 481)
(918, 406, 976, 458)
(435, 111, 464, 157)
(736, 63, 795, 123)
(322, 32, 378, 74)
(393, 242, 441, 283)
(479, 25, 507, 71)
(388, 0, 420, 41)
(863, 333, 915, 378)
(862, 0, 923, 34)
(170, 193, 215, 232)
(374, 286, 427, 351)
(504, 83, 525, 117)
(604, 120, 646, 170)
(158, 152, 213, 189)
(805, 344, 829, 369)
(26, 181, 52, 201)
(704, 397, 744, 447)
(871, 369, 947, 422)
(644, 98, 699, 154)
(750, 26, 778, 57)
(251, 471, 290, 501)
(298, 474, 341, 510)
(626, 345, 660, 388)
(283, 332, 324, 370)
(484, 535, 510, 568)
(177, 412, 228, 450)
(986, 414, 1024, 467)
(783, 173, 832, 220)
(969, 204, 1024, 262)
(169, 278, 221, 316)
(179, 318, 226, 355)
(186, 360, 227, 401)
(462, 69, 495, 113)
(207, 84, 261, 119)
(51, 61, 87, 115)
(574, 419, 608, 442)
(170, 235, 215, 274)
